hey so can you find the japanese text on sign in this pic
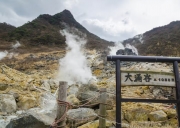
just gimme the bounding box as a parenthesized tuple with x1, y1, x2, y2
(121, 71, 175, 87)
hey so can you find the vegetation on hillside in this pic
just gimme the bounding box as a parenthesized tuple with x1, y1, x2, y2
(0, 10, 113, 52)
(123, 21, 180, 56)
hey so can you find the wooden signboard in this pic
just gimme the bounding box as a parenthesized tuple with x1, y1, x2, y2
(121, 71, 175, 87)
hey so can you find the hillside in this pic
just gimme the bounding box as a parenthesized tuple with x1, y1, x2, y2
(123, 21, 180, 56)
(0, 10, 113, 53)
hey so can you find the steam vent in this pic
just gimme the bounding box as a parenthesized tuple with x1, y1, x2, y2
(0, 9, 179, 128)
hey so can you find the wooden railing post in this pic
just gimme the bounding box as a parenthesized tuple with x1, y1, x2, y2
(56, 81, 67, 128)
(99, 88, 107, 128)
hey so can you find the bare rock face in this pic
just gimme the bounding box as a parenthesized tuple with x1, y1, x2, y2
(0, 84, 8, 91)
(124, 108, 149, 123)
(0, 94, 17, 113)
(67, 108, 97, 127)
(148, 110, 167, 121)
(76, 84, 99, 106)
(27, 108, 56, 126)
(6, 114, 49, 128)
(67, 94, 80, 106)
(164, 109, 177, 118)
(77, 120, 114, 128)
(0, 115, 17, 128)
(17, 96, 37, 110)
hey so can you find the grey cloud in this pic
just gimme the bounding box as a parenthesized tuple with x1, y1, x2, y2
(0, 0, 180, 42)
(0, 0, 64, 26)
(82, 19, 137, 42)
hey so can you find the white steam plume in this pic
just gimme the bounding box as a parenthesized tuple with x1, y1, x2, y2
(126, 44, 138, 55)
(0, 51, 8, 60)
(57, 29, 94, 85)
(12, 41, 21, 49)
(109, 42, 138, 55)
(7, 52, 19, 59)
(109, 42, 125, 55)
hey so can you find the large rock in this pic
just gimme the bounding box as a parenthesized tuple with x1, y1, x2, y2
(67, 108, 97, 127)
(0, 115, 17, 128)
(124, 108, 149, 122)
(27, 108, 56, 125)
(17, 96, 37, 110)
(77, 120, 113, 128)
(67, 84, 79, 95)
(39, 92, 57, 111)
(41, 79, 58, 91)
(0, 94, 17, 113)
(6, 114, 49, 128)
(148, 110, 167, 121)
(106, 109, 116, 120)
(0, 84, 8, 91)
(164, 108, 177, 118)
(122, 120, 130, 128)
(116, 48, 137, 55)
(67, 94, 80, 106)
(76, 84, 99, 106)
(166, 118, 178, 127)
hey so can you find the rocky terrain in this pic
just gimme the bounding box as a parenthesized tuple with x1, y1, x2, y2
(122, 21, 180, 56)
(0, 9, 179, 128)
(0, 48, 178, 128)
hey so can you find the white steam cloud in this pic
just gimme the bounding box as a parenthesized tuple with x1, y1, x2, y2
(125, 44, 138, 55)
(12, 41, 21, 49)
(109, 42, 138, 55)
(109, 42, 125, 55)
(0, 51, 8, 60)
(57, 29, 94, 85)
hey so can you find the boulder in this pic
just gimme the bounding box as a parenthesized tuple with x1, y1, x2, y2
(17, 96, 37, 110)
(0, 94, 17, 113)
(124, 108, 149, 122)
(106, 109, 116, 120)
(148, 110, 167, 121)
(39, 92, 56, 111)
(122, 120, 130, 128)
(166, 118, 178, 127)
(41, 79, 58, 91)
(7, 90, 19, 99)
(27, 108, 56, 125)
(67, 94, 80, 106)
(67, 84, 79, 95)
(0, 84, 8, 91)
(77, 120, 113, 128)
(77, 90, 98, 102)
(76, 84, 99, 106)
(106, 109, 124, 120)
(166, 109, 177, 118)
(6, 114, 49, 128)
(116, 48, 137, 56)
(152, 87, 162, 98)
(67, 108, 97, 127)
(0, 115, 17, 128)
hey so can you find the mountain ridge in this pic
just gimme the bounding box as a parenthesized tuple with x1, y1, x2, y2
(123, 21, 180, 56)
(0, 9, 113, 53)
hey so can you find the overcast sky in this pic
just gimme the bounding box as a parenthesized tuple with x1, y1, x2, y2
(0, 0, 180, 42)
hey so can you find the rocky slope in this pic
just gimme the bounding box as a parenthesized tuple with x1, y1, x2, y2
(0, 49, 178, 128)
(0, 9, 179, 128)
(123, 21, 180, 56)
(0, 10, 113, 53)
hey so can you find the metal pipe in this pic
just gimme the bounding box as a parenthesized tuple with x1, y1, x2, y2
(173, 61, 180, 127)
(107, 55, 180, 62)
(116, 60, 121, 128)
(121, 98, 177, 103)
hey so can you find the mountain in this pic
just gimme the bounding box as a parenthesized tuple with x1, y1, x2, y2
(0, 10, 113, 53)
(123, 21, 180, 56)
